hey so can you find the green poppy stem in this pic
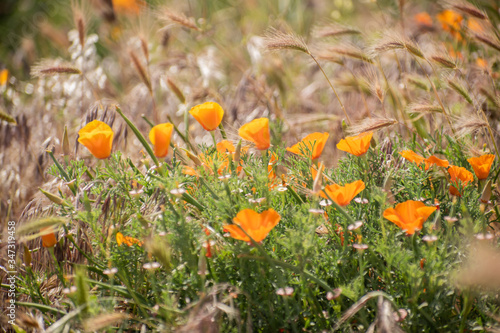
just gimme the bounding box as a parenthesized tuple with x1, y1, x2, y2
(218, 123, 227, 139)
(210, 131, 217, 148)
(116, 106, 159, 166)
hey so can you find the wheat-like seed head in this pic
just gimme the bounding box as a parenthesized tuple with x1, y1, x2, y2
(430, 55, 457, 69)
(454, 115, 488, 138)
(474, 33, 500, 52)
(326, 44, 373, 63)
(263, 28, 310, 54)
(31, 60, 82, 77)
(407, 103, 443, 114)
(347, 117, 397, 136)
(313, 23, 361, 38)
(129, 50, 152, 93)
(449, 1, 487, 20)
(160, 9, 199, 31)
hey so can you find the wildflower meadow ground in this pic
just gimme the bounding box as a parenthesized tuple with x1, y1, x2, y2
(1, 0, 500, 332)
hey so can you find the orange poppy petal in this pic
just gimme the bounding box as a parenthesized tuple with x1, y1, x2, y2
(337, 132, 373, 156)
(384, 200, 436, 235)
(149, 123, 173, 158)
(41, 227, 57, 248)
(189, 102, 224, 131)
(217, 140, 236, 154)
(286, 132, 329, 160)
(78, 120, 114, 159)
(238, 118, 270, 150)
(425, 155, 449, 170)
(224, 208, 280, 243)
(399, 150, 425, 167)
(467, 154, 495, 180)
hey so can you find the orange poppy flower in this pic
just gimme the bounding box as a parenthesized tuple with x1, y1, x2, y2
(425, 155, 449, 169)
(399, 150, 449, 170)
(448, 165, 474, 196)
(238, 118, 270, 150)
(399, 150, 425, 165)
(41, 227, 57, 248)
(286, 132, 329, 160)
(223, 208, 280, 243)
(476, 58, 488, 70)
(467, 154, 495, 180)
(414, 12, 433, 27)
(217, 140, 236, 154)
(0, 69, 8, 86)
(189, 102, 224, 131)
(336, 132, 373, 157)
(437, 10, 462, 31)
(112, 0, 143, 14)
(183, 165, 199, 177)
(149, 123, 173, 158)
(383, 200, 437, 235)
(320, 180, 365, 206)
(468, 18, 483, 33)
(437, 9, 463, 40)
(116, 232, 143, 247)
(78, 120, 114, 159)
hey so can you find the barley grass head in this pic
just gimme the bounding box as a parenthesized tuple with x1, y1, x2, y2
(449, 1, 487, 20)
(454, 115, 488, 138)
(347, 117, 397, 136)
(263, 27, 310, 55)
(474, 33, 500, 52)
(31, 60, 82, 77)
(313, 23, 361, 38)
(160, 9, 200, 31)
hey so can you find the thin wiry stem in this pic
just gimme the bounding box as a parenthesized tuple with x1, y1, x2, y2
(310, 54, 351, 124)
(414, 57, 456, 135)
(455, 68, 500, 160)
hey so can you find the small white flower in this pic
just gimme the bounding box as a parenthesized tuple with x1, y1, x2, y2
(103, 267, 118, 275)
(348, 221, 363, 231)
(276, 287, 294, 296)
(319, 199, 332, 207)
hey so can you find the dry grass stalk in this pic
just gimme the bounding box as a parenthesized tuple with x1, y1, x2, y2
(129, 50, 152, 93)
(347, 117, 397, 136)
(263, 28, 310, 54)
(327, 45, 373, 63)
(474, 33, 500, 52)
(31, 62, 82, 77)
(364, 66, 385, 103)
(167, 77, 186, 104)
(140, 36, 149, 63)
(0, 109, 17, 125)
(372, 40, 404, 55)
(448, 79, 473, 105)
(333, 292, 390, 331)
(407, 103, 443, 114)
(405, 75, 429, 91)
(161, 9, 200, 31)
(450, 1, 487, 20)
(314, 24, 360, 38)
(478, 87, 500, 108)
(72, 1, 86, 48)
(315, 52, 345, 65)
(83, 313, 130, 331)
(454, 115, 488, 138)
(430, 55, 457, 69)
(264, 26, 351, 124)
(372, 35, 423, 59)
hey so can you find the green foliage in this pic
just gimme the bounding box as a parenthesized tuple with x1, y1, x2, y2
(17, 131, 500, 331)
